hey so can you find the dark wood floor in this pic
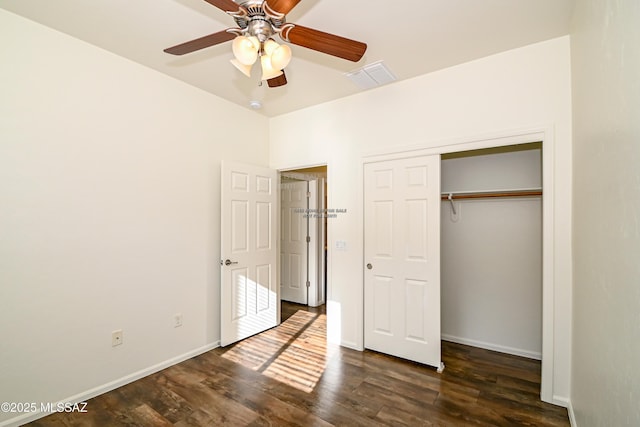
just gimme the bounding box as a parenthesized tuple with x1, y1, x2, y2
(281, 300, 325, 322)
(29, 302, 568, 426)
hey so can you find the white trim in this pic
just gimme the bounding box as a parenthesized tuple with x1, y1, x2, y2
(540, 127, 555, 404)
(325, 166, 335, 341)
(441, 334, 542, 360)
(362, 126, 547, 160)
(551, 395, 570, 408)
(277, 162, 330, 173)
(567, 400, 577, 426)
(359, 125, 557, 404)
(0, 342, 220, 427)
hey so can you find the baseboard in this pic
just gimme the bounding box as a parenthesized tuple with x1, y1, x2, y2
(441, 334, 542, 360)
(566, 399, 577, 426)
(1, 342, 220, 427)
(551, 395, 569, 407)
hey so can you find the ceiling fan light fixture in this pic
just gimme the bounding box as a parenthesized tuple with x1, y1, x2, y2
(263, 38, 280, 56)
(232, 36, 259, 65)
(260, 54, 283, 80)
(164, 0, 367, 89)
(230, 58, 253, 77)
(270, 44, 292, 70)
(248, 36, 261, 51)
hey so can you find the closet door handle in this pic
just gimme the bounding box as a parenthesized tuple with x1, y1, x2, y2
(223, 259, 238, 266)
(366, 263, 373, 270)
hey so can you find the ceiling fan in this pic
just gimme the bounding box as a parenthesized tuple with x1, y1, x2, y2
(164, 0, 367, 88)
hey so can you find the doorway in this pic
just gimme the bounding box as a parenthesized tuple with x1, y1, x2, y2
(279, 166, 328, 315)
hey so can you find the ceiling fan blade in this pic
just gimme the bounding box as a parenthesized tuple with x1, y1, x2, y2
(203, 0, 243, 13)
(267, 71, 287, 88)
(264, 0, 301, 15)
(281, 24, 367, 62)
(164, 30, 236, 55)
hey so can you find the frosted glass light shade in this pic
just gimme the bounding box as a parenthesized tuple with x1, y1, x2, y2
(270, 44, 292, 70)
(232, 36, 258, 66)
(263, 39, 279, 56)
(260, 55, 283, 80)
(248, 36, 260, 51)
(230, 59, 252, 77)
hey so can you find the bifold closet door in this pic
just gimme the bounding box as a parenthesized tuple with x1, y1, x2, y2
(364, 155, 442, 369)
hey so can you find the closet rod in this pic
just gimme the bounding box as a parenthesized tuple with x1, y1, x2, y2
(440, 190, 542, 201)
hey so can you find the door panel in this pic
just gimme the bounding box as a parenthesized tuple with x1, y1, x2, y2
(221, 161, 278, 347)
(373, 276, 392, 334)
(364, 155, 442, 369)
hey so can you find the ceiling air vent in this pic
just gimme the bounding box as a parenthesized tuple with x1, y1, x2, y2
(345, 61, 397, 90)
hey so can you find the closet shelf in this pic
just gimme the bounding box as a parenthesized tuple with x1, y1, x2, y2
(440, 189, 542, 200)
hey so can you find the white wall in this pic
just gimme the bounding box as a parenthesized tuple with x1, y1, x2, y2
(0, 10, 269, 426)
(441, 148, 542, 359)
(571, 0, 640, 425)
(441, 147, 542, 193)
(270, 36, 572, 403)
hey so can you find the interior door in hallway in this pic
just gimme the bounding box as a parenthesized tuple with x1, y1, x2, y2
(220, 161, 278, 347)
(364, 155, 442, 369)
(280, 180, 309, 305)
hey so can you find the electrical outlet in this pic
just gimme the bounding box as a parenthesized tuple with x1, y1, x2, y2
(174, 313, 183, 328)
(112, 329, 123, 347)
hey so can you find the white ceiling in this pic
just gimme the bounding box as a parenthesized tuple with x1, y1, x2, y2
(0, 0, 575, 117)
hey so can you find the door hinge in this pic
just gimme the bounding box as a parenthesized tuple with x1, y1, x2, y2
(306, 236, 311, 243)
(306, 191, 311, 198)
(306, 281, 311, 288)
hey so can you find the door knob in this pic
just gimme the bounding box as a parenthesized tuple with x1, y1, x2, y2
(224, 259, 238, 266)
(366, 263, 373, 270)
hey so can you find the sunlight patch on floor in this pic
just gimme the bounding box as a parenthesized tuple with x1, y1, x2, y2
(222, 310, 338, 393)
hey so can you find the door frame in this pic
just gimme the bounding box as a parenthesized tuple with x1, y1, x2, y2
(278, 165, 330, 310)
(360, 127, 555, 403)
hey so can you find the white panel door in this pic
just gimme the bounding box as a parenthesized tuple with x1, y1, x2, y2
(280, 180, 308, 305)
(221, 161, 278, 347)
(364, 155, 442, 369)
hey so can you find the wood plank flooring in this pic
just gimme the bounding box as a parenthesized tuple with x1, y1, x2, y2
(28, 302, 568, 426)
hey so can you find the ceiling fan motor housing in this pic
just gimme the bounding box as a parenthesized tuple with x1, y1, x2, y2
(248, 19, 274, 43)
(233, 1, 286, 38)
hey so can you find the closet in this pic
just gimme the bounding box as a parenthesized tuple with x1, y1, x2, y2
(440, 143, 543, 360)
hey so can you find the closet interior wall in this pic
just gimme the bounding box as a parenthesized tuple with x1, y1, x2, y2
(440, 143, 543, 359)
